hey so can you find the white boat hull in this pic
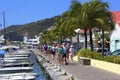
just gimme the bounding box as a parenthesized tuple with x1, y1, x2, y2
(0, 67, 33, 74)
(0, 72, 37, 80)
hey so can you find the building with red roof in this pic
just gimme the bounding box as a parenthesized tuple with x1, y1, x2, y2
(110, 11, 120, 52)
(111, 11, 120, 25)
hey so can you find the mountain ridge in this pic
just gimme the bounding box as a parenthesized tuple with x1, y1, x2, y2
(0, 16, 58, 41)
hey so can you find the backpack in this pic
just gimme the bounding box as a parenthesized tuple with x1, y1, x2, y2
(44, 45, 47, 50)
(58, 48, 63, 54)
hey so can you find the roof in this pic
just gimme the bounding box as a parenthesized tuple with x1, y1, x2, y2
(74, 28, 86, 34)
(78, 29, 90, 34)
(111, 11, 120, 26)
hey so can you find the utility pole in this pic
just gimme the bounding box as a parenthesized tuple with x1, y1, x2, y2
(3, 11, 6, 39)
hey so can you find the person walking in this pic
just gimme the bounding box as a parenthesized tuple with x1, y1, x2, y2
(62, 43, 68, 65)
(57, 44, 63, 65)
(69, 45, 75, 63)
(43, 44, 48, 55)
(66, 44, 70, 63)
(51, 44, 56, 60)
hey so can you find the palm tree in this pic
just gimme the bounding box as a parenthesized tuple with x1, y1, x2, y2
(61, 1, 88, 49)
(51, 17, 69, 43)
(61, 11, 78, 41)
(79, 0, 114, 51)
(53, 15, 76, 43)
(52, 0, 114, 51)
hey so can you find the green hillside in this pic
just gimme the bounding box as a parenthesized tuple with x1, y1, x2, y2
(0, 16, 57, 41)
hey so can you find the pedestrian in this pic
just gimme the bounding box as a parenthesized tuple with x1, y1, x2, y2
(62, 43, 68, 65)
(69, 45, 74, 63)
(43, 44, 48, 55)
(57, 44, 63, 65)
(51, 44, 56, 60)
(66, 43, 70, 63)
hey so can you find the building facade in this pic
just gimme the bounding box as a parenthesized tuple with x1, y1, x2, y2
(23, 36, 40, 45)
(110, 11, 120, 52)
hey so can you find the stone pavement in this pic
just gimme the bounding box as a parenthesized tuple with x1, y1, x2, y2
(33, 49, 120, 80)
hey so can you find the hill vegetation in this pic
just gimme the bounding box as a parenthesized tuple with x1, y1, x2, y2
(0, 16, 58, 41)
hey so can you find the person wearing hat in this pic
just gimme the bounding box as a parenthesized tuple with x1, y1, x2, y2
(69, 45, 74, 63)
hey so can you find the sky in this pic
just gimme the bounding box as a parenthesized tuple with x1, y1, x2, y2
(0, 0, 120, 28)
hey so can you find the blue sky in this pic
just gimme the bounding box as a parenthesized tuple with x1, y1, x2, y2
(0, 0, 120, 28)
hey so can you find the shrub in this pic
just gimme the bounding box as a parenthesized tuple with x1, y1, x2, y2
(74, 50, 78, 56)
(113, 56, 120, 64)
(92, 51, 103, 60)
(103, 56, 115, 63)
(77, 49, 93, 58)
(103, 56, 120, 64)
(76, 49, 120, 64)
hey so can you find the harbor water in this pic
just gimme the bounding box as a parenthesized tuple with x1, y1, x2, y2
(30, 53, 51, 80)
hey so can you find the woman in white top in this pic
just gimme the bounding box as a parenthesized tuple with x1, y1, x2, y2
(69, 45, 74, 62)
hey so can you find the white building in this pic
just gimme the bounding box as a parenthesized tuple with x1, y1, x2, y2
(74, 28, 91, 48)
(23, 36, 40, 45)
(110, 11, 120, 52)
(0, 35, 5, 44)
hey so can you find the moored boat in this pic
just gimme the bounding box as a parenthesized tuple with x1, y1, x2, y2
(0, 67, 33, 74)
(0, 72, 38, 80)
(0, 62, 33, 67)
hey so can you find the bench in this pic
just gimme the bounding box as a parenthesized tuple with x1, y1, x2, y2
(79, 57, 91, 65)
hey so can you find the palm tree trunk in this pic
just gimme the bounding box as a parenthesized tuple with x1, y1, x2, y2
(84, 29, 87, 49)
(77, 34, 79, 44)
(89, 28, 93, 51)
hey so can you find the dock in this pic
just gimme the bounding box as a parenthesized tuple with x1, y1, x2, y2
(32, 49, 120, 80)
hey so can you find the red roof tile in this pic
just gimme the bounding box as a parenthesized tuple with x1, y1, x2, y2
(111, 11, 120, 26)
(78, 30, 84, 34)
(78, 30, 89, 34)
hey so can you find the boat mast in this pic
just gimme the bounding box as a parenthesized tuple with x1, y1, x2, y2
(3, 11, 6, 39)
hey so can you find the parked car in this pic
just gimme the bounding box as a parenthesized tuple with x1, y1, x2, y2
(94, 48, 111, 56)
(111, 49, 120, 56)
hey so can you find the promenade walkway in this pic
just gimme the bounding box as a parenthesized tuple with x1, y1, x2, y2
(33, 49, 120, 80)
